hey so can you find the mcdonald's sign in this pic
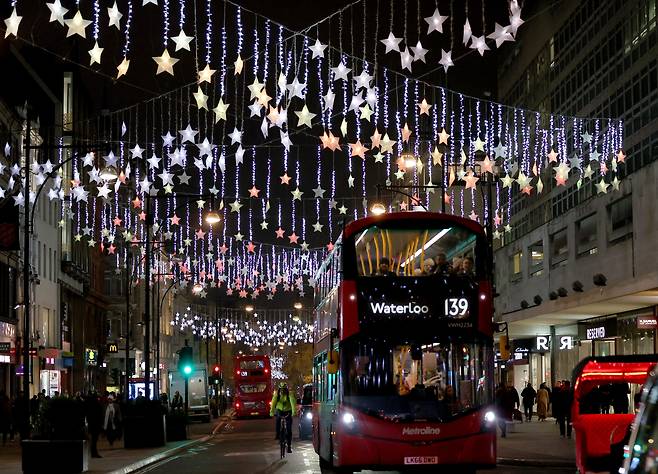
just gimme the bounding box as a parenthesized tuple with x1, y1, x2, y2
(107, 343, 119, 354)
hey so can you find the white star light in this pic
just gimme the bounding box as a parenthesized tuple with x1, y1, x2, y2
(463, 19, 472, 45)
(88, 41, 104, 65)
(4, 7, 22, 38)
(439, 50, 454, 72)
(424, 8, 448, 34)
(469, 36, 490, 56)
(411, 41, 428, 63)
(294, 105, 316, 128)
(116, 57, 130, 78)
(331, 62, 351, 82)
(380, 32, 403, 53)
(46, 0, 68, 25)
(193, 87, 209, 110)
(153, 49, 179, 75)
(487, 23, 514, 48)
(399, 48, 413, 72)
(107, 1, 123, 29)
(228, 127, 242, 145)
(171, 29, 194, 51)
(64, 10, 91, 38)
(309, 39, 327, 59)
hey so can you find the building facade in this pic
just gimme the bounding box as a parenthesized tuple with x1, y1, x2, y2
(494, 0, 658, 394)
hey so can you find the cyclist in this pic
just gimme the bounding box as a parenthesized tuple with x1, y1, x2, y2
(270, 382, 297, 453)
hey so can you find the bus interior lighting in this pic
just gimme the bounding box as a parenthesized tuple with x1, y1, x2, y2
(355, 228, 369, 246)
(400, 228, 451, 267)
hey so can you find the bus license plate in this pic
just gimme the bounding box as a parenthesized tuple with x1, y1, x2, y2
(404, 456, 438, 465)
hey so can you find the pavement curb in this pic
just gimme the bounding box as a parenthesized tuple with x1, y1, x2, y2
(497, 457, 575, 468)
(108, 411, 234, 474)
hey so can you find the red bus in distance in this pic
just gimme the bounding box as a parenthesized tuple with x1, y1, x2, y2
(312, 212, 496, 472)
(233, 354, 273, 418)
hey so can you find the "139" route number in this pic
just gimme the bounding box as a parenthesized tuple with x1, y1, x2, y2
(444, 298, 469, 316)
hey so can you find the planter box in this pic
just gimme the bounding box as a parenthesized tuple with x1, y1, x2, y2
(22, 439, 89, 473)
(166, 414, 188, 441)
(123, 414, 167, 448)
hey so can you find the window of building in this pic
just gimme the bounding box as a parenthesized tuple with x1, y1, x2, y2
(609, 194, 633, 242)
(576, 214, 598, 256)
(510, 251, 522, 281)
(528, 241, 544, 276)
(550, 228, 568, 267)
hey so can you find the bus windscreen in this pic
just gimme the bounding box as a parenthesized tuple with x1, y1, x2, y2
(342, 336, 492, 422)
(353, 225, 478, 277)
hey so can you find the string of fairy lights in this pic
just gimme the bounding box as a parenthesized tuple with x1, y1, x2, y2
(171, 306, 314, 348)
(0, 0, 627, 304)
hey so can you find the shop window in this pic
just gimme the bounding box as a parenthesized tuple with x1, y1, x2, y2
(528, 241, 544, 276)
(576, 214, 598, 256)
(510, 251, 522, 281)
(550, 228, 568, 267)
(608, 194, 633, 243)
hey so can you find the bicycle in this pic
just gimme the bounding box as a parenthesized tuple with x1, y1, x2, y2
(279, 411, 292, 459)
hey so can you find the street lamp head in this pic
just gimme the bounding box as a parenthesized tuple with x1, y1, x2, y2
(400, 150, 417, 169)
(100, 166, 119, 181)
(245, 305, 254, 312)
(370, 202, 386, 216)
(192, 283, 203, 294)
(294, 302, 303, 310)
(204, 210, 221, 225)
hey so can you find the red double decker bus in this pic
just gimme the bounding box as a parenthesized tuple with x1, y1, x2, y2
(312, 212, 496, 472)
(233, 355, 273, 418)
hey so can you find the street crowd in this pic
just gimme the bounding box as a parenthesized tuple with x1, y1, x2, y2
(0, 388, 227, 456)
(494, 380, 575, 438)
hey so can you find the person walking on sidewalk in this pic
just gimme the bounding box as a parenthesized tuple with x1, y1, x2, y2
(554, 381, 573, 438)
(103, 394, 122, 447)
(495, 383, 515, 438)
(85, 392, 104, 458)
(521, 383, 536, 422)
(0, 391, 11, 445)
(536, 383, 550, 421)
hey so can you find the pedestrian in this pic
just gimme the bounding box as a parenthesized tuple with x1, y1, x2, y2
(611, 382, 630, 414)
(554, 381, 573, 438)
(495, 383, 514, 438)
(103, 394, 122, 447)
(0, 391, 11, 445)
(171, 391, 183, 412)
(536, 383, 550, 421)
(159, 392, 170, 413)
(84, 393, 104, 458)
(521, 382, 536, 422)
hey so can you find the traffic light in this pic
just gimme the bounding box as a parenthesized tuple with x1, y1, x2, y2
(499, 335, 510, 361)
(209, 364, 221, 384)
(178, 346, 194, 376)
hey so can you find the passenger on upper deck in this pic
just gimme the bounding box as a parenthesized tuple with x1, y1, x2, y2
(434, 253, 451, 274)
(374, 257, 396, 276)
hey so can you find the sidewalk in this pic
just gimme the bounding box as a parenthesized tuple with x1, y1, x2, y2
(0, 412, 232, 474)
(497, 417, 576, 467)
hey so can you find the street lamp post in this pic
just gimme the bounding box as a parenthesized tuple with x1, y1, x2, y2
(21, 115, 32, 414)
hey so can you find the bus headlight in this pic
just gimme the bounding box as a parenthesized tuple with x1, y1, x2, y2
(484, 410, 496, 424)
(342, 412, 355, 426)
(305, 411, 313, 420)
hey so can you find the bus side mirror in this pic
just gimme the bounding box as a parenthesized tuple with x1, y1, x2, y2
(327, 351, 339, 374)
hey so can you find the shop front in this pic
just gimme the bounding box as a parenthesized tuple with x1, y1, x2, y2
(0, 321, 17, 396)
(577, 307, 657, 358)
(510, 336, 553, 397)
